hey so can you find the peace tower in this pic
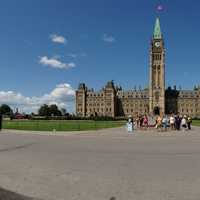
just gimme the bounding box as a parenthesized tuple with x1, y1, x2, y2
(149, 18, 165, 115)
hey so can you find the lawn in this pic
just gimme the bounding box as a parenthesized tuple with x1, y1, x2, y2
(192, 120, 200, 127)
(2, 120, 126, 131)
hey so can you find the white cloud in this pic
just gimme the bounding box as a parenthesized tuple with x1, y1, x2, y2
(102, 34, 116, 43)
(39, 56, 76, 69)
(0, 84, 75, 114)
(50, 34, 67, 44)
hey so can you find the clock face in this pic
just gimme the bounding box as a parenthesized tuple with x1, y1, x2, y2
(155, 42, 160, 47)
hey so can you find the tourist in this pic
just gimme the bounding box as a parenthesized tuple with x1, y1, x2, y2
(187, 116, 192, 130)
(169, 114, 175, 130)
(136, 115, 140, 129)
(181, 115, 187, 131)
(162, 115, 168, 131)
(126, 118, 133, 133)
(156, 115, 163, 131)
(175, 115, 181, 131)
(139, 115, 144, 129)
(143, 115, 148, 130)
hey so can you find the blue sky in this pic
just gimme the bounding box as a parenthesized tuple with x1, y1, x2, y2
(0, 0, 200, 113)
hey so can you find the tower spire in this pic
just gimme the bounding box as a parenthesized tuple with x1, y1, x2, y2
(153, 17, 162, 39)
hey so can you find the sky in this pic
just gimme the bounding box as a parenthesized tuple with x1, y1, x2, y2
(0, 0, 200, 113)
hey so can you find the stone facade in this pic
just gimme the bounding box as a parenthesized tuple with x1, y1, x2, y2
(76, 18, 200, 118)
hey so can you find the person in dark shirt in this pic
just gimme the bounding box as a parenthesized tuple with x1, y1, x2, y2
(175, 115, 181, 131)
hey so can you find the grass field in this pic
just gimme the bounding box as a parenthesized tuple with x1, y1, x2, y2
(2, 120, 126, 132)
(192, 120, 200, 127)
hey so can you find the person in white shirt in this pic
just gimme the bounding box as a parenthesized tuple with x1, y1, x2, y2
(169, 114, 175, 130)
(162, 115, 168, 131)
(126, 118, 133, 133)
(181, 116, 187, 131)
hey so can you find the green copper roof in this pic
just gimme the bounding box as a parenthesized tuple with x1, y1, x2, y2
(153, 18, 162, 39)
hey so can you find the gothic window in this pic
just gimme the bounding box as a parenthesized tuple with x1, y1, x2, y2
(155, 91, 159, 101)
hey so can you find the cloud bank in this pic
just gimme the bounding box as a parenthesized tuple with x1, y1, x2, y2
(0, 83, 75, 114)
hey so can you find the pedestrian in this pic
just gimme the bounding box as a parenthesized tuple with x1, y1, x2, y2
(126, 118, 133, 133)
(169, 114, 175, 130)
(187, 116, 192, 130)
(136, 115, 140, 129)
(143, 115, 148, 130)
(156, 115, 163, 131)
(181, 115, 187, 131)
(162, 115, 168, 131)
(175, 115, 181, 131)
(139, 115, 144, 129)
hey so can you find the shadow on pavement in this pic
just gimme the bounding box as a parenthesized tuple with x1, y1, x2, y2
(0, 187, 40, 200)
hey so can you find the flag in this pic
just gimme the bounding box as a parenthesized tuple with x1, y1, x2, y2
(156, 5, 164, 11)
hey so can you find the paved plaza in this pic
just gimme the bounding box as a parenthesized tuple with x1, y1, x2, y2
(0, 127, 200, 200)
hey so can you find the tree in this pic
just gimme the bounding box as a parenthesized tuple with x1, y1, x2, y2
(0, 104, 13, 115)
(38, 104, 62, 116)
(38, 104, 50, 116)
(49, 104, 62, 116)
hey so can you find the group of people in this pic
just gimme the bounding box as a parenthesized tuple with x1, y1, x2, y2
(126, 114, 192, 132)
(154, 114, 192, 131)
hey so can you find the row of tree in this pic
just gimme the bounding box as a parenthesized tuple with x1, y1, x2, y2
(38, 104, 66, 116)
(0, 104, 67, 117)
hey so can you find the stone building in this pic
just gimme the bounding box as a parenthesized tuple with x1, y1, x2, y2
(76, 18, 200, 118)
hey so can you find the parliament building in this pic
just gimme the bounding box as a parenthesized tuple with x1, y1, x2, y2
(76, 18, 200, 118)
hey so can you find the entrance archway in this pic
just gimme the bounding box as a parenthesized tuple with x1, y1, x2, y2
(153, 107, 160, 115)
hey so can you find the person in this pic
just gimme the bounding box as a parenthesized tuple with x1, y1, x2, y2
(162, 115, 168, 131)
(175, 115, 181, 131)
(175, 115, 180, 131)
(136, 115, 140, 129)
(139, 115, 144, 129)
(187, 116, 192, 130)
(143, 115, 148, 130)
(156, 115, 163, 131)
(181, 115, 187, 131)
(169, 114, 175, 130)
(126, 118, 133, 133)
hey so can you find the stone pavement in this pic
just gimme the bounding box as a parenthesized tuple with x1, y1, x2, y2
(0, 126, 200, 200)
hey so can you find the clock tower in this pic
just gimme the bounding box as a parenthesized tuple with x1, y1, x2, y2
(149, 18, 165, 115)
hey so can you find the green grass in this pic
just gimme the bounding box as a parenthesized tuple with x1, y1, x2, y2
(192, 120, 200, 127)
(2, 120, 126, 132)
